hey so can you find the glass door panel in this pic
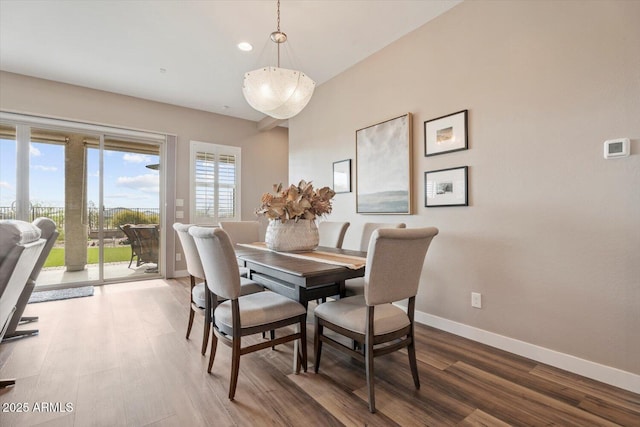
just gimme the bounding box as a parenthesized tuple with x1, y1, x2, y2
(101, 137, 161, 281)
(28, 129, 67, 287)
(0, 125, 17, 221)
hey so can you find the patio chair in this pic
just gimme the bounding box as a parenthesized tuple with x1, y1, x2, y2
(120, 224, 159, 269)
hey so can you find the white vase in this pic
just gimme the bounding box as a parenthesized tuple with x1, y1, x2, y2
(265, 219, 319, 252)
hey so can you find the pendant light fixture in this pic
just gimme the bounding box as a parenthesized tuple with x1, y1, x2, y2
(242, 0, 315, 120)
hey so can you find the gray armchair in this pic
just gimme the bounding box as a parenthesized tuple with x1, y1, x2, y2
(0, 220, 46, 388)
(4, 218, 58, 340)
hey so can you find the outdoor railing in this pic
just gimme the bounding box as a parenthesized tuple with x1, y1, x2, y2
(0, 206, 159, 232)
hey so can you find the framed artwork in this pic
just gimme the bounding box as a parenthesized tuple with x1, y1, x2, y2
(424, 109, 468, 156)
(333, 159, 351, 193)
(356, 113, 412, 214)
(424, 166, 468, 207)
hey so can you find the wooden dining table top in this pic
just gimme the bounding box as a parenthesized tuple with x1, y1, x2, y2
(234, 245, 366, 282)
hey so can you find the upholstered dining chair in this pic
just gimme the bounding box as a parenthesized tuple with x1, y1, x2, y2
(344, 222, 406, 297)
(219, 221, 261, 278)
(189, 226, 307, 400)
(317, 221, 350, 249)
(173, 223, 263, 355)
(314, 227, 438, 413)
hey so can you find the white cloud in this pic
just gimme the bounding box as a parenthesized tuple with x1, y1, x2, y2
(30, 144, 41, 156)
(123, 153, 152, 164)
(116, 174, 159, 193)
(32, 165, 58, 172)
(0, 181, 12, 190)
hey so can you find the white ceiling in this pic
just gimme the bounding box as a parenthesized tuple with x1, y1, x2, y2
(0, 0, 461, 123)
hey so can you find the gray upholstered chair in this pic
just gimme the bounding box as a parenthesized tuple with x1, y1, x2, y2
(189, 226, 307, 400)
(219, 221, 261, 278)
(173, 223, 262, 355)
(344, 222, 406, 297)
(4, 217, 58, 340)
(318, 221, 350, 249)
(0, 220, 46, 388)
(314, 227, 439, 413)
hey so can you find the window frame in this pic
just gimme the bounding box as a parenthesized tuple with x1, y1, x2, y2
(189, 140, 241, 224)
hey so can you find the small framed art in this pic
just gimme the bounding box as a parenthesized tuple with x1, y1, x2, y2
(424, 109, 468, 156)
(424, 166, 468, 207)
(333, 159, 351, 193)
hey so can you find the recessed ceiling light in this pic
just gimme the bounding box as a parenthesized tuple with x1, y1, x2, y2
(237, 42, 253, 52)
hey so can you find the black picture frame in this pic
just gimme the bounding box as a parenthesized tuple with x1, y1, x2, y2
(424, 166, 468, 207)
(332, 159, 352, 193)
(424, 109, 468, 156)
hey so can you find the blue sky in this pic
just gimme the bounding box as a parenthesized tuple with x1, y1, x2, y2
(0, 139, 159, 209)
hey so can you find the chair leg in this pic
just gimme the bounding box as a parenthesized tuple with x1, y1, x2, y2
(186, 308, 195, 339)
(300, 317, 307, 373)
(228, 336, 241, 400)
(19, 316, 38, 325)
(408, 335, 420, 389)
(0, 379, 16, 389)
(365, 307, 376, 413)
(202, 290, 212, 355)
(365, 338, 376, 413)
(201, 322, 210, 356)
(2, 329, 38, 340)
(207, 330, 218, 374)
(314, 318, 323, 373)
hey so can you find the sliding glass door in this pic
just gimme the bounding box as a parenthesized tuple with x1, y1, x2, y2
(0, 117, 165, 289)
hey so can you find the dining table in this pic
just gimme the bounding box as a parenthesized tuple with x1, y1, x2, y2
(234, 243, 367, 309)
(234, 243, 367, 371)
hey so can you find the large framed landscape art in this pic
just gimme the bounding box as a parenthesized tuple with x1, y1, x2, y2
(356, 113, 412, 214)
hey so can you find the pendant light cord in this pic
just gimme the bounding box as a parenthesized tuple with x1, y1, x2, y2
(276, 0, 281, 67)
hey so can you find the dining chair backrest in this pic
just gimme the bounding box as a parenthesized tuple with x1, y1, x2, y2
(364, 227, 438, 306)
(219, 221, 260, 245)
(173, 223, 204, 280)
(189, 226, 241, 301)
(359, 222, 406, 252)
(318, 221, 350, 249)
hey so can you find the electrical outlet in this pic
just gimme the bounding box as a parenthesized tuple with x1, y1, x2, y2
(471, 292, 482, 309)
(176, 253, 182, 262)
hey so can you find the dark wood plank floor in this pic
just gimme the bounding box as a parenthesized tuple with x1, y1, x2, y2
(1, 278, 638, 426)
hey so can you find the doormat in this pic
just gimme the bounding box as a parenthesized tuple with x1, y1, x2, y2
(28, 286, 94, 304)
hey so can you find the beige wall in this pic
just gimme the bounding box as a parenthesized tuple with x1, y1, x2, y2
(0, 71, 289, 273)
(289, 0, 640, 376)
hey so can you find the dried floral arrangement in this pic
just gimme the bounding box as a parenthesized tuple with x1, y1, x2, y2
(256, 180, 335, 222)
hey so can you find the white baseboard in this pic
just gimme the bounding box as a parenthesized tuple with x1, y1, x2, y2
(413, 310, 640, 394)
(172, 269, 188, 278)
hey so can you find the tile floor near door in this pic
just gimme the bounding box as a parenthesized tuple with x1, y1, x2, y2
(0, 278, 638, 426)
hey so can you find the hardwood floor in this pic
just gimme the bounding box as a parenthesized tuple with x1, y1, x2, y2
(1, 278, 638, 426)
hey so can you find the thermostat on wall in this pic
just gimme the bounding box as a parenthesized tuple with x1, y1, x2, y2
(604, 138, 630, 159)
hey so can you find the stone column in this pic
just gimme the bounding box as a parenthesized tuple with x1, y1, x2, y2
(64, 134, 87, 271)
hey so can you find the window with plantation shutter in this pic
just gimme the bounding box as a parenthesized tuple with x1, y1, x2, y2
(190, 141, 241, 224)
